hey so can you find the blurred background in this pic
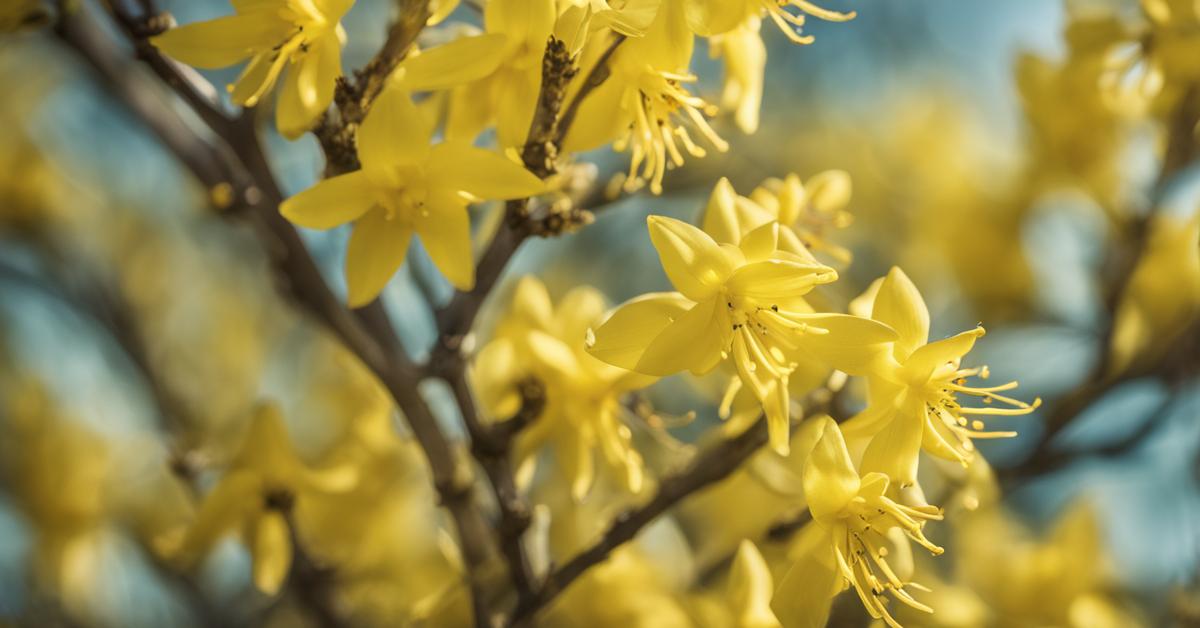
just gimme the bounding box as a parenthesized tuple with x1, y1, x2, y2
(1, 0, 1198, 626)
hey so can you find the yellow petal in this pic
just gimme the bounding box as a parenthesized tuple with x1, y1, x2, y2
(872, 267, 929, 359)
(485, 0, 555, 49)
(358, 87, 433, 174)
(496, 67, 541, 148)
(738, 221, 779, 263)
(586, 292, 692, 370)
(428, 142, 544, 200)
(280, 170, 377, 230)
(251, 511, 292, 596)
(647, 215, 736, 301)
(725, 260, 835, 302)
(903, 327, 985, 381)
(414, 191, 474, 290)
(508, 275, 554, 330)
(860, 394, 925, 486)
(700, 177, 743, 245)
(806, 170, 852, 214)
(445, 79, 495, 143)
(802, 418, 860, 523)
(555, 286, 608, 346)
(176, 470, 261, 564)
(790, 313, 898, 376)
(635, 297, 723, 376)
(527, 329, 581, 375)
(684, 0, 753, 36)
(151, 13, 285, 69)
(394, 34, 508, 91)
(276, 32, 341, 140)
(729, 540, 782, 628)
(773, 523, 839, 628)
(345, 208, 414, 307)
(230, 49, 289, 107)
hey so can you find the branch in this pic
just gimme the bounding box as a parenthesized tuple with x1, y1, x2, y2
(1016, 84, 1200, 463)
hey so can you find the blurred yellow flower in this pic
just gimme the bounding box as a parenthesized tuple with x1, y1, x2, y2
(842, 267, 1038, 484)
(476, 276, 652, 499)
(776, 417, 942, 628)
(152, 0, 354, 139)
(173, 404, 354, 595)
(683, 0, 854, 43)
(727, 540, 781, 628)
(281, 87, 543, 305)
(1108, 211, 1200, 375)
(587, 215, 895, 454)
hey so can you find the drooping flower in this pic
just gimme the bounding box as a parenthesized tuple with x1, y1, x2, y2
(701, 172, 854, 264)
(475, 276, 653, 499)
(152, 0, 355, 139)
(587, 215, 895, 454)
(280, 87, 544, 306)
(564, 0, 729, 195)
(775, 417, 942, 628)
(708, 15, 767, 134)
(842, 267, 1039, 485)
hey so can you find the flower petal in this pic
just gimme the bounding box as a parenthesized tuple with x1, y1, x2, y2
(395, 34, 508, 91)
(151, 13, 285, 69)
(872, 267, 929, 359)
(358, 87, 433, 174)
(586, 292, 692, 370)
(345, 208, 414, 307)
(636, 297, 724, 376)
(484, 0, 555, 49)
(276, 32, 341, 139)
(280, 170, 377, 230)
(647, 215, 736, 301)
(725, 260, 836, 302)
(414, 191, 474, 290)
(729, 540, 782, 628)
(790, 313, 898, 376)
(860, 394, 925, 486)
(904, 327, 985, 381)
(773, 523, 839, 628)
(802, 417, 860, 523)
(428, 142, 544, 200)
(251, 511, 292, 596)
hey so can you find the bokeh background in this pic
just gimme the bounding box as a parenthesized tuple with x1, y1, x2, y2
(2, 0, 1198, 626)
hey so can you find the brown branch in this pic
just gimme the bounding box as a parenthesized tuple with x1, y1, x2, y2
(508, 416, 773, 626)
(552, 34, 626, 149)
(316, 0, 433, 175)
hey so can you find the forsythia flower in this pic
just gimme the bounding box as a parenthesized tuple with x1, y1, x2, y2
(701, 172, 854, 264)
(684, 0, 854, 44)
(842, 267, 1039, 485)
(565, 0, 729, 195)
(775, 417, 942, 628)
(173, 404, 354, 595)
(709, 16, 767, 134)
(281, 87, 544, 306)
(444, 0, 554, 147)
(586, 215, 895, 454)
(152, 0, 353, 139)
(476, 276, 652, 499)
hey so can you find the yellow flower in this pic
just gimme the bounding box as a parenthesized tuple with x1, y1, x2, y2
(443, 0, 556, 147)
(842, 267, 1039, 485)
(173, 404, 354, 595)
(701, 172, 854, 264)
(683, 0, 854, 44)
(152, 0, 354, 139)
(728, 540, 782, 628)
(475, 276, 652, 499)
(775, 417, 942, 628)
(587, 215, 895, 454)
(281, 87, 544, 306)
(565, 0, 729, 195)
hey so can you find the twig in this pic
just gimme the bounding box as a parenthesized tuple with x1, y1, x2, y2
(552, 34, 625, 149)
(507, 395, 829, 627)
